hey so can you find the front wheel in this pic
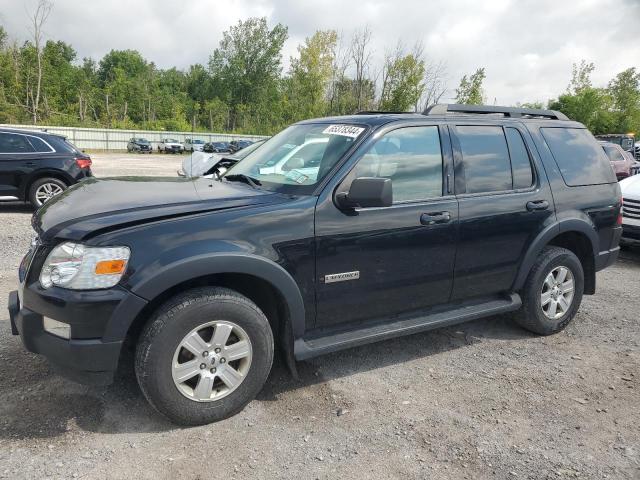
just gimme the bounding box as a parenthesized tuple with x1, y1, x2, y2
(514, 246, 584, 335)
(135, 287, 274, 426)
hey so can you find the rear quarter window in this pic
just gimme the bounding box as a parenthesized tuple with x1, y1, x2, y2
(541, 127, 616, 186)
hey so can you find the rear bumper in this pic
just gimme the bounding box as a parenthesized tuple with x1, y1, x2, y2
(595, 247, 620, 271)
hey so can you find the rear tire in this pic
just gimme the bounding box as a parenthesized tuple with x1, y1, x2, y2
(28, 177, 67, 208)
(514, 246, 584, 335)
(135, 287, 274, 426)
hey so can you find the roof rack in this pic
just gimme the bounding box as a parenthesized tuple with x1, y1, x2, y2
(423, 104, 568, 120)
(355, 110, 414, 115)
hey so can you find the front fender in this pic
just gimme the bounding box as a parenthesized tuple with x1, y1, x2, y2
(130, 253, 306, 337)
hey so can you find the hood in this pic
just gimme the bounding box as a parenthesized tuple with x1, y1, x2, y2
(33, 176, 283, 242)
(182, 151, 223, 177)
(620, 174, 640, 196)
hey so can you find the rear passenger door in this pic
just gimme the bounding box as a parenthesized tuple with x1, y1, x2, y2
(0, 132, 37, 198)
(450, 123, 554, 300)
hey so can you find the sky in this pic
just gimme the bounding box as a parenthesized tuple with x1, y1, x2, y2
(0, 0, 638, 106)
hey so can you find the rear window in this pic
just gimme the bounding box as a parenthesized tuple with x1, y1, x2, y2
(26, 136, 54, 153)
(541, 128, 616, 186)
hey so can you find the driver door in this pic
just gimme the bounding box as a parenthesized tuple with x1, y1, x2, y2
(314, 125, 458, 328)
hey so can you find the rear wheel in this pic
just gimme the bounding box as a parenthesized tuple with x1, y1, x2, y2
(514, 246, 584, 335)
(135, 287, 274, 426)
(28, 177, 67, 208)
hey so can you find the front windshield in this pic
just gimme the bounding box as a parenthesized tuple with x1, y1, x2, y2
(166, 138, 178, 143)
(193, 140, 204, 144)
(224, 123, 365, 193)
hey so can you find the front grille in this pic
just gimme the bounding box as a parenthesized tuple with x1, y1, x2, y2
(622, 197, 640, 219)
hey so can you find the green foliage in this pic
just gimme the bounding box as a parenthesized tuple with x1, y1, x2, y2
(455, 68, 485, 105)
(379, 54, 425, 111)
(548, 61, 640, 135)
(0, 18, 638, 138)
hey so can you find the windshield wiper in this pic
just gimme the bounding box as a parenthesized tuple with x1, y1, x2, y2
(224, 173, 261, 189)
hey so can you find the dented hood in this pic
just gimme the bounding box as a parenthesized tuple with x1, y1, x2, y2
(33, 176, 284, 242)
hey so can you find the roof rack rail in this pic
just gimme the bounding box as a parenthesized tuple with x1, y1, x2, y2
(423, 104, 569, 120)
(355, 110, 414, 115)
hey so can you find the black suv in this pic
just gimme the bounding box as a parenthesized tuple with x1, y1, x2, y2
(126, 137, 152, 153)
(0, 127, 92, 208)
(8, 105, 621, 426)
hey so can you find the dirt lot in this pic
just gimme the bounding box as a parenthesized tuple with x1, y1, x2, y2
(0, 152, 638, 479)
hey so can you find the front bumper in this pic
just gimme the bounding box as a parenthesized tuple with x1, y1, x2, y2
(622, 222, 640, 242)
(8, 281, 148, 385)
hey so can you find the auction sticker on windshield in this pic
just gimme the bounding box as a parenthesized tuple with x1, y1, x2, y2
(322, 125, 365, 138)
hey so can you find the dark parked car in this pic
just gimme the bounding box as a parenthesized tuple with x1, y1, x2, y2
(229, 139, 253, 152)
(9, 104, 621, 426)
(126, 137, 152, 153)
(0, 127, 92, 208)
(203, 141, 232, 153)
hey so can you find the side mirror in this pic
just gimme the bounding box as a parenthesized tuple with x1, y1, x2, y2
(336, 177, 392, 209)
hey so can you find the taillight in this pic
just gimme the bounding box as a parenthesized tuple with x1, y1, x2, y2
(617, 196, 623, 225)
(76, 157, 92, 169)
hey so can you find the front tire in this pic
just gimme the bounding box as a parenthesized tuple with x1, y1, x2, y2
(514, 246, 584, 335)
(135, 287, 274, 426)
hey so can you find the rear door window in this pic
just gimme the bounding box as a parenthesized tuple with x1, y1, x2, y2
(455, 126, 512, 193)
(603, 145, 625, 163)
(505, 128, 534, 189)
(0, 133, 35, 154)
(541, 128, 616, 186)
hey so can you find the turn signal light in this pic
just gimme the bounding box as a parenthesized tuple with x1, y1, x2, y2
(95, 259, 127, 275)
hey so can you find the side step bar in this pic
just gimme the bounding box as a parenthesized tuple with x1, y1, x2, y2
(294, 293, 521, 360)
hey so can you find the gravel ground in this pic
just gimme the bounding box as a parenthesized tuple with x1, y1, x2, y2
(0, 152, 638, 479)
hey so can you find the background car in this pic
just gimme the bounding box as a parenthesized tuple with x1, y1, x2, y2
(179, 139, 266, 178)
(229, 139, 253, 152)
(126, 137, 152, 153)
(620, 174, 640, 244)
(203, 141, 232, 153)
(184, 139, 206, 152)
(158, 138, 184, 154)
(0, 127, 92, 208)
(600, 141, 637, 180)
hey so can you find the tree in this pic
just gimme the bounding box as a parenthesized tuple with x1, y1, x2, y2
(455, 68, 486, 105)
(350, 26, 374, 111)
(607, 67, 640, 134)
(379, 43, 425, 112)
(287, 30, 337, 120)
(29, 0, 53, 124)
(209, 17, 288, 132)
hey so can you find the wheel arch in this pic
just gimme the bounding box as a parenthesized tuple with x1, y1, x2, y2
(513, 220, 598, 294)
(21, 169, 74, 198)
(113, 254, 305, 376)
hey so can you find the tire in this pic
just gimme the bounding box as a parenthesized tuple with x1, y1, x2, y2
(135, 287, 274, 426)
(514, 246, 584, 335)
(28, 177, 67, 208)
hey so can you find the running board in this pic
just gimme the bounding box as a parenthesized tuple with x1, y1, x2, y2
(294, 293, 521, 360)
(0, 196, 19, 201)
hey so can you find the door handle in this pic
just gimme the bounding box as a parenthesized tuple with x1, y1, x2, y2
(23, 162, 36, 167)
(420, 211, 451, 225)
(526, 200, 549, 211)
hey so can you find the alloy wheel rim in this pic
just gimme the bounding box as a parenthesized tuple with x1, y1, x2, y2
(540, 266, 575, 320)
(171, 320, 252, 402)
(35, 183, 64, 205)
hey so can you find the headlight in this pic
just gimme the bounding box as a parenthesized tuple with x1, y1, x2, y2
(40, 242, 130, 290)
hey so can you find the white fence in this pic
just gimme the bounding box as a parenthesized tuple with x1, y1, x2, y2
(0, 124, 268, 151)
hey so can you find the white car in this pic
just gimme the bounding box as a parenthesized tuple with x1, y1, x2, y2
(158, 138, 184, 154)
(185, 139, 206, 152)
(620, 174, 640, 244)
(257, 137, 328, 182)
